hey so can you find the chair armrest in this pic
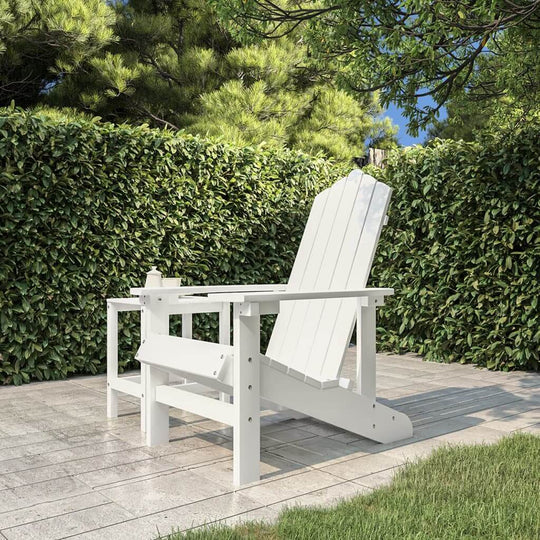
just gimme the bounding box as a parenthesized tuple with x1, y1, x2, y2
(107, 298, 142, 312)
(207, 288, 394, 303)
(130, 284, 287, 297)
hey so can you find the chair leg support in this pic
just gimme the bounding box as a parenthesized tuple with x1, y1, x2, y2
(233, 305, 261, 487)
(106, 303, 119, 418)
(145, 365, 170, 446)
(261, 365, 413, 444)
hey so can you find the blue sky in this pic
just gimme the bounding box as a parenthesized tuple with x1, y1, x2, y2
(385, 103, 425, 146)
(384, 100, 447, 146)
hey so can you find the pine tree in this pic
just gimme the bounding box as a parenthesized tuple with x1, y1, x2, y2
(0, 0, 115, 106)
(48, 0, 396, 161)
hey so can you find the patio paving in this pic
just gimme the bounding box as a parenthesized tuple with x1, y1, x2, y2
(0, 350, 538, 540)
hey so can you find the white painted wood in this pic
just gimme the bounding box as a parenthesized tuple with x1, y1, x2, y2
(265, 187, 329, 359)
(138, 352, 412, 444)
(260, 363, 412, 443)
(142, 296, 170, 445)
(107, 297, 142, 311)
(106, 302, 119, 418)
(208, 288, 393, 303)
(287, 175, 366, 374)
(170, 381, 213, 394)
(182, 314, 192, 339)
(219, 303, 231, 403)
(357, 299, 376, 399)
(301, 173, 378, 380)
(137, 335, 232, 381)
(131, 283, 287, 296)
(145, 366, 170, 446)
(155, 385, 234, 425)
(219, 303, 231, 345)
(109, 376, 141, 397)
(168, 300, 224, 315)
(317, 181, 392, 381)
(132, 171, 413, 486)
(233, 304, 261, 486)
(274, 177, 348, 368)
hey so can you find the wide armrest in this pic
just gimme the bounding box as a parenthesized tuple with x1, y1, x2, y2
(130, 283, 287, 297)
(207, 288, 394, 303)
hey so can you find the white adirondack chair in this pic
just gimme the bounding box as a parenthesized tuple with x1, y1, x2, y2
(132, 170, 413, 486)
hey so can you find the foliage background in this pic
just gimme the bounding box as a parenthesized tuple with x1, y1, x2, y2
(0, 108, 341, 384)
(372, 131, 540, 371)
(1, 110, 538, 384)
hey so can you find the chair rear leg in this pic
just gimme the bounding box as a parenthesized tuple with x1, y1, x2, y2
(107, 302, 119, 418)
(145, 364, 170, 446)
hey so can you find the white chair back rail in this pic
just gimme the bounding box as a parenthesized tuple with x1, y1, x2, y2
(266, 170, 391, 382)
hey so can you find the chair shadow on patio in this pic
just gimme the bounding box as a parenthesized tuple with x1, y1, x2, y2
(152, 377, 538, 483)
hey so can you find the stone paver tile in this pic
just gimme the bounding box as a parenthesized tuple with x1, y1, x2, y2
(434, 425, 507, 445)
(0, 454, 54, 476)
(377, 374, 421, 390)
(265, 442, 326, 467)
(403, 386, 511, 415)
(0, 492, 109, 530)
(427, 376, 493, 389)
(217, 506, 280, 528)
(271, 480, 370, 511)
(238, 469, 339, 506)
(0, 431, 57, 451)
(319, 451, 402, 481)
(100, 468, 229, 516)
(262, 428, 317, 447)
(352, 466, 403, 489)
(70, 517, 161, 540)
(297, 421, 344, 438)
(73, 455, 178, 489)
(259, 451, 306, 480)
(0, 476, 92, 514)
(483, 409, 540, 432)
(328, 431, 365, 444)
(139, 426, 230, 459)
(159, 443, 232, 470)
(410, 393, 526, 427)
(0, 432, 121, 462)
(144, 491, 263, 534)
(260, 418, 309, 434)
(299, 436, 362, 460)
(381, 438, 445, 462)
(40, 439, 135, 465)
(185, 451, 301, 490)
(515, 422, 539, 435)
(1, 502, 134, 540)
(467, 400, 539, 422)
(410, 415, 482, 439)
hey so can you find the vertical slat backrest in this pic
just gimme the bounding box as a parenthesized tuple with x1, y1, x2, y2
(266, 170, 391, 382)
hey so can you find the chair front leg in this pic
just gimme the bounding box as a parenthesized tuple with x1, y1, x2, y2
(145, 364, 170, 446)
(233, 302, 261, 487)
(142, 295, 170, 445)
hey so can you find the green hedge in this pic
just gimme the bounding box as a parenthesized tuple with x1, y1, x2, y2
(0, 109, 341, 384)
(372, 130, 539, 371)
(1, 110, 538, 385)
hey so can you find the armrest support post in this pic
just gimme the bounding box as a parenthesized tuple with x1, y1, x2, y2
(356, 296, 384, 399)
(232, 303, 261, 486)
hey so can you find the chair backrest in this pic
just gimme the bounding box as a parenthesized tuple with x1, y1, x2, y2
(266, 170, 391, 382)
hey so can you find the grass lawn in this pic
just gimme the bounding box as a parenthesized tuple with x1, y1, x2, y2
(163, 433, 539, 539)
